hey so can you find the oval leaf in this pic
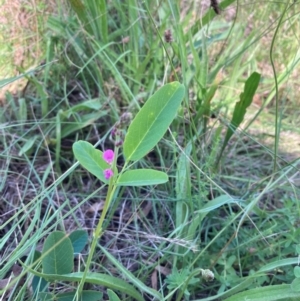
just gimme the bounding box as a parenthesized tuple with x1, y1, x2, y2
(107, 289, 121, 301)
(295, 266, 300, 278)
(69, 230, 88, 254)
(291, 278, 300, 292)
(116, 169, 168, 186)
(73, 141, 109, 183)
(42, 231, 74, 275)
(123, 82, 185, 161)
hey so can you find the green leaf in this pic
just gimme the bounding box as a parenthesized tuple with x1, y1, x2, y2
(42, 231, 74, 275)
(107, 289, 122, 301)
(123, 82, 185, 161)
(73, 141, 110, 183)
(61, 111, 107, 139)
(116, 169, 168, 186)
(217, 72, 261, 163)
(294, 266, 300, 278)
(258, 258, 300, 273)
(63, 99, 102, 115)
(175, 142, 192, 200)
(69, 230, 88, 254)
(18, 136, 38, 156)
(291, 278, 300, 292)
(31, 250, 42, 266)
(0, 74, 28, 88)
(100, 245, 161, 300)
(196, 195, 235, 214)
(32, 275, 48, 294)
(22, 267, 144, 301)
(68, 0, 92, 35)
(38, 291, 103, 301)
(38, 292, 53, 301)
(175, 142, 191, 250)
(223, 284, 300, 301)
(190, 0, 236, 36)
(229, 72, 261, 129)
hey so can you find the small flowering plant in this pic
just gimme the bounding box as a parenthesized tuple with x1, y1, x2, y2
(71, 81, 185, 298)
(23, 82, 185, 301)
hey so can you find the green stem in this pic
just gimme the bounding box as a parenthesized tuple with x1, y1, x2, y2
(77, 147, 121, 299)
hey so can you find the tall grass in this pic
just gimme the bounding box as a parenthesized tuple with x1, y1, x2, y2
(0, 0, 300, 300)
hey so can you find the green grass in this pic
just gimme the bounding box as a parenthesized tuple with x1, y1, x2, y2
(0, 0, 300, 300)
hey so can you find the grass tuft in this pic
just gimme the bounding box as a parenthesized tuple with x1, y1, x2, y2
(0, 0, 299, 300)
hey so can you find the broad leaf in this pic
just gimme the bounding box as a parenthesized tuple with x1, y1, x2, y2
(69, 230, 88, 254)
(42, 231, 74, 275)
(73, 141, 109, 183)
(116, 169, 168, 186)
(123, 82, 185, 161)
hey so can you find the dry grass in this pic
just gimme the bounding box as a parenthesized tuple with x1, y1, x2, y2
(0, 0, 56, 102)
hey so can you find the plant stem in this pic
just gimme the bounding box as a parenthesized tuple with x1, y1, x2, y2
(77, 147, 120, 299)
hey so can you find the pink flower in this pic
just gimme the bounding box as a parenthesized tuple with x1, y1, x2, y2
(104, 169, 114, 180)
(103, 149, 114, 164)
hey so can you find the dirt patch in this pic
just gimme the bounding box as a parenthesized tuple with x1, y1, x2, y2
(0, 0, 55, 102)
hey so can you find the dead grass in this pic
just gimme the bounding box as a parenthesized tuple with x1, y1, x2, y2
(0, 0, 56, 102)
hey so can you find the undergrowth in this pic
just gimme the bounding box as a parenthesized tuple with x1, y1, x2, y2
(0, 0, 300, 301)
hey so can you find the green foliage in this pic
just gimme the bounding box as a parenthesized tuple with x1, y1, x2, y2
(165, 267, 199, 300)
(107, 289, 121, 301)
(73, 141, 110, 184)
(38, 291, 103, 301)
(116, 169, 168, 186)
(31, 275, 48, 295)
(72, 82, 184, 298)
(69, 230, 89, 254)
(1, 0, 300, 301)
(42, 231, 74, 275)
(123, 82, 185, 162)
(223, 284, 300, 301)
(26, 229, 144, 301)
(290, 254, 300, 292)
(28, 269, 144, 301)
(100, 245, 162, 300)
(217, 72, 261, 163)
